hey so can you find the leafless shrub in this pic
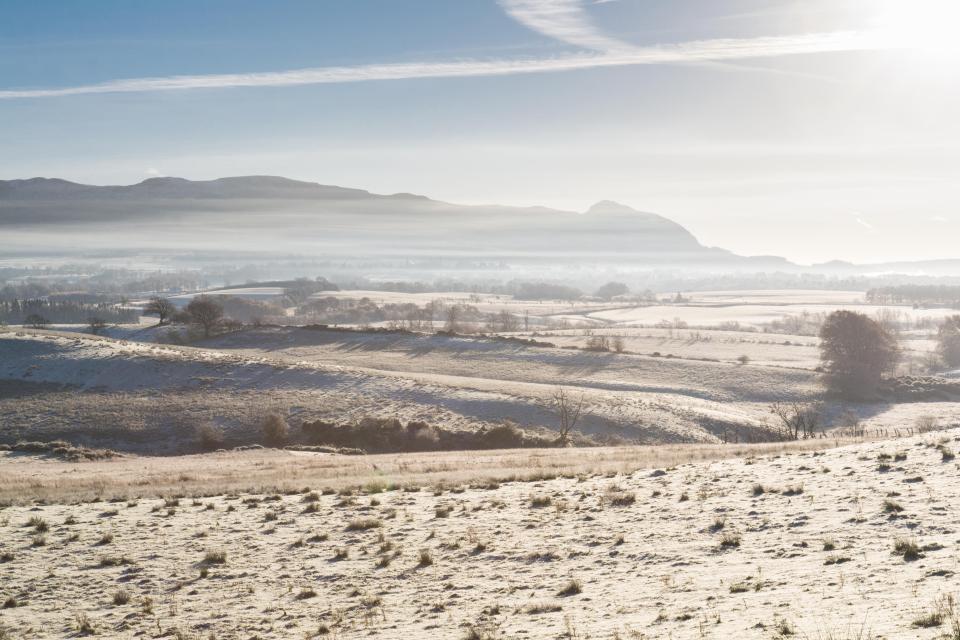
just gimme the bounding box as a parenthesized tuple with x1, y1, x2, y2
(261, 413, 289, 446)
(553, 387, 584, 445)
(770, 402, 821, 440)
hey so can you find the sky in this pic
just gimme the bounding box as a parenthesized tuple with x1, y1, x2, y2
(1, 0, 958, 264)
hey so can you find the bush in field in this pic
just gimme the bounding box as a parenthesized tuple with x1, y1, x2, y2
(819, 310, 900, 397)
(261, 413, 289, 446)
(195, 423, 226, 451)
(936, 315, 960, 369)
(87, 317, 108, 335)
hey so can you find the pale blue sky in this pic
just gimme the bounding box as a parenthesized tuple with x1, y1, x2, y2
(1, 0, 958, 263)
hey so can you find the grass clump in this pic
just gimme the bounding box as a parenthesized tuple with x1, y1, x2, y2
(203, 549, 227, 565)
(418, 548, 434, 566)
(883, 499, 904, 514)
(719, 532, 742, 549)
(558, 578, 582, 596)
(27, 516, 48, 533)
(74, 612, 95, 635)
(345, 517, 382, 531)
(893, 537, 922, 562)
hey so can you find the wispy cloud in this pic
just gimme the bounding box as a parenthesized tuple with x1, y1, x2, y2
(0, 30, 888, 100)
(497, 0, 631, 51)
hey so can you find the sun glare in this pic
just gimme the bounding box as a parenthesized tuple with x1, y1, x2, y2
(874, 0, 960, 56)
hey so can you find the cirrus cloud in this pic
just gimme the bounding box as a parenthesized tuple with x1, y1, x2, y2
(0, 1, 891, 101)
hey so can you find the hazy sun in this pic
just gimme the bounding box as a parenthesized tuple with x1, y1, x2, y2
(874, 0, 960, 55)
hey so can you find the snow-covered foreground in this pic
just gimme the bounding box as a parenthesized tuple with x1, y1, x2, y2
(2, 430, 960, 638)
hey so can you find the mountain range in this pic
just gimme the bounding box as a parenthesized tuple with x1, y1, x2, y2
(1, 176, 957, 274)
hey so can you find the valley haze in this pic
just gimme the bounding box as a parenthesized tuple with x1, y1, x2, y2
(3, 176, 959, 277)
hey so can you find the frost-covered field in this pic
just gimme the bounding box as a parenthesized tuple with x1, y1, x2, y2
(584, 302, 955, 328)
(168, 287, 288, 305)
(1, 288, 957, 455)
(2, 430, 960, 639)
(4, 323, 959, 455)
(0, 328, 818, 449)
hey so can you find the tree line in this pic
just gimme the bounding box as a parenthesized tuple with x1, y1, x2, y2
(0, 299, 138, 326)
(866, 285, 960, 307)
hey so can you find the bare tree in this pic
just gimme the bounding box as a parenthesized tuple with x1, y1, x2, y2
(585, 335, 610, 351)
(144, 297, 177, 326)
(186, 296, 224, 338)
(499, 310, 519, 332)
(770, 402, 821, 440)
(87, 317, 107, 335)
(553, 386, 585, 445)
(445, 305, 461, 333)
(25, 314, 48, 330)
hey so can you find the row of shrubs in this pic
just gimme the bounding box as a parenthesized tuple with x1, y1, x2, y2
(195, 414, 599, 454)
(299, 417, 576, 453)
(6, 415, 602, 461)
(0, 440, 119, 461)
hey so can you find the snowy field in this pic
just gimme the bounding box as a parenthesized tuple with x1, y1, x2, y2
(3, 430, 960, 638)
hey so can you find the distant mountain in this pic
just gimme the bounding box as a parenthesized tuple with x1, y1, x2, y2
(0, 176, 420, 203)
(0, 175, 781, 267)
(0, 175, 722, 261)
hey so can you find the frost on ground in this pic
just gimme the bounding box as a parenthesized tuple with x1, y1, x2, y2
(1, 431, 960, 638)
(0, 329, 823, 449)
(3, 327, 960, 452)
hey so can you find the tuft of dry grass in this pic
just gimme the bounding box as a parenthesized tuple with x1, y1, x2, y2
(558, 578, 583, 596)
(882, 499, 904, 514)
(346, 517, 382, 531)
(530, 494, 552, 508)
(203, 549, 227, 565)
(892, 537, 921, 562)
(718, 532, 742, 549)
(417, 548, 434, 566)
